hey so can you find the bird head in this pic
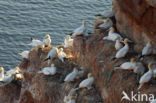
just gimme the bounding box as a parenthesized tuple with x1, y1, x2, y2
(66, 35, 71, 40)
(45, 34, 50, 39)
(123, 38, 128, 45)
(147, 40, 152, 46)
(15, 73, 24, 80)
(14, 67, 20, 72)
(109, 27, 115, 33)
(0, 67, 4, 72)
(82, 20, 86, 26)
(88, 73, 92, 78)
(130, 58, 135, 64)
(148, 62, 153, 70)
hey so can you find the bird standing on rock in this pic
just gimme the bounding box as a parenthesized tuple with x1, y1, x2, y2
(64, 68, 78, 83)
(71, 20, 86, 37)
(113, 38, 129, 60)
(97, 18, 113, 29)
(44, 47, 59, 65)
(64, 35, 73, 48)
(79, 73, 94, 89)
(138, 62, 153, 90)
(114, 58, 136, 70)
(18, 50, 30, 59)
(103, 27, 123, 41)
(43, 34, 51, 47)
(58, 48, 67, 62)
(140, 41, 152, 59)
(38, 64, 56, 75)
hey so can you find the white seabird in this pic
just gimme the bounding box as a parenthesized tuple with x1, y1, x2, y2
(0, 74, 14, 84)
(43, 34, 51, 47)
(44, 47, 59, 64)
(103, 27, 123, 41)
(114, 58, 136, 70)
(138, 63, 153, 90)
(115, 37, 123, 50)
(72, 20, 86, 37)
(98, 18, 113, 29)
(114, 38, 129, 59)
(141, 41, 152, 57)
(0, 67, 4, 81)
(64, 68, 78, 82)
(95, 9, 115, 18)
(18, 50, 30, 59)
(28, 39, 44, 47)
(79, 73, 94, 89)
(58, 48, 67, 62)
(64, 35, 73, 48)
(38, 64, 56, 75)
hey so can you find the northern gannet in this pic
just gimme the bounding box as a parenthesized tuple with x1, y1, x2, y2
(138, 63, 153, 90)
(64, 35, 73, 48)
(38, 64, 56, 75)
(133, 62, 145, 75)
(58, 48, 67, 62)
(141, 41, 152, 57)
(115, 37, 123, 50)
(113, 38, 129, 59)
(64, 68, 78, 82)
(71, 20, 86, 37)
(114, 58, 136, 70)
(79, 73, 94, 89)
(98, 18, 113, 29)
(18, 50, 30, 59)
(0, 67, 4, 81)
(103, 27, 123, 41)
(43, 34, 51, 47)
(44, 47, 59, 64)
(6, 67, 21, 76)
(95, 9, 114, 18)
(28, 39, 44, 47)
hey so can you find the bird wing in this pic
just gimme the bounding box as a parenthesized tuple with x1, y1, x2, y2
(116, 45, 129, 58)
(142, 46, 152, 56)
(79, 77, 94, 88)
(139, 71, 152, 83)
(64, 71, 77, 82)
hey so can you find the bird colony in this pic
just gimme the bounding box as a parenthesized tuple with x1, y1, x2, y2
(0, 7, 156, 103)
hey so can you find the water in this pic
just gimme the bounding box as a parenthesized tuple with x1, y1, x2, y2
(0, 0, 112, 69)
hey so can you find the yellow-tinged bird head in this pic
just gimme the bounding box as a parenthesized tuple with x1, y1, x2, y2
(123, 38, 128, 45)
(147, 41, 152, 46)
(109, 27, 115, 33)
(73, 67, 77, 71)
(82, 20, 86, 26)
(148, 62, 153, 70)
(130, 58, 135, 64)
(66, 35, 71, 40)
(15, 73, 24, 80)
(45, 34, 50, 39)
(14, 67, 20, 72)
(88, 73, 92, 78)
(0, 67, 4, 72)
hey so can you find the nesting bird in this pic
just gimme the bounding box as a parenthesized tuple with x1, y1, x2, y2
(57, 48, 67, 62)
(138, 63, 153, 90)
(95, 8, 114, 18)
(18, 50, 30, 59)
(113, 38, 129, 59)
(114, 58, 136, 70)
(97, 18, 113, 29)
(103, 27, 123, 41)
(71, 20, 86, 37)
(64, 68, 78, 83)
(38, 64, 56, 75)
(44, 47, 59, 65)
(140, 41, 152, 58)
(79, 73, 94, 89)
(43, 34, 51, 47)
(115, 37, 123, 50)
(64, 35, 73, 48)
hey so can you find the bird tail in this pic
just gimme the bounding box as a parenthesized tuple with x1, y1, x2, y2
(138, 83, 143, 90)
(95, 14, 102, 16)
(111, 57, 116, 61)
(44, 56, 51, 62)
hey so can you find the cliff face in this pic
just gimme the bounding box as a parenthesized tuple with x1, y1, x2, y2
(0, 0, 156, 103)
